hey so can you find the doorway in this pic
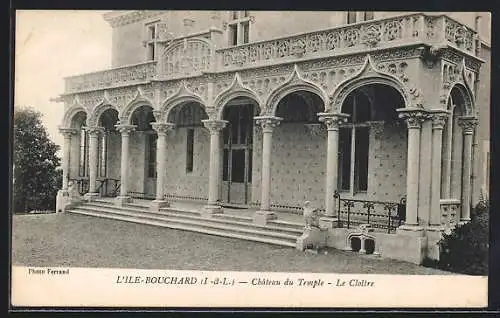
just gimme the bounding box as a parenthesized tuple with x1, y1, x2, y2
(222, 102, 255, 205)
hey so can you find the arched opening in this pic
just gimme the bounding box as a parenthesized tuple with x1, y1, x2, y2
(221, 97, 259, 205)
(350, 236, 361, 252)
(441, 85, 471, 222)
(165, 102, 210, 201)
(269, 90, 325, 209)
(69, 111, 88, 195)
(364, 238, 375, 254)
(339, 84, 406, 202)
(129, 105, 156, 199)
(97, 108, 119, 196)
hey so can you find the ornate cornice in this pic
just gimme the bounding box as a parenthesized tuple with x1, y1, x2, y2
(103, 11, 166, 28)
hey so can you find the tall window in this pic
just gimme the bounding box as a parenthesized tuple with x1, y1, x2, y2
(347, 11, 374, 24)
(338, 92, 371, 193)
(147, 134, 157, 178)
(347, 11, 357, 24)
(78, 128, 89, 177)
(227, 11, 251, 45)
(186, 129, 194, 173)
(145, 22, 158, 61)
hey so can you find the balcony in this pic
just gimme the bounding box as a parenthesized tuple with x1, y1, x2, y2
(64, 13, 479, 95)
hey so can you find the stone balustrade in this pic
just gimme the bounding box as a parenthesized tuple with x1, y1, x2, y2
(63, 13, 478, 95)
(64, 61, 157, 94)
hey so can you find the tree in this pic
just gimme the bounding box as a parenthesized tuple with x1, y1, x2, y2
(13, 107, 61, 213)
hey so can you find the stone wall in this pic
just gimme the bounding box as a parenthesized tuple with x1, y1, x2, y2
(164, 127, 210, 200)
(128, 132, 147, 194)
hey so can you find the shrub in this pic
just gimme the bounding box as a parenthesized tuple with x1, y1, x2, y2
(437, 201, 489, 275)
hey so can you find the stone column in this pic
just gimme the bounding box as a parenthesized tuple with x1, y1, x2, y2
(115, 124, 137, 205)
(201, 119, 228, 215)
(253, 116, 282, 225)
(397, 108, 430, 234)
(150, 122, 175, 212)
(84, 126, 104, 201)
(441, 111, 454, 198)
(317, 112, 350, 227)
(58, 127, 78, 190)
(458, 116, 478, 223)
(429, 110, 449, 227)
(56, 127, 77, 213)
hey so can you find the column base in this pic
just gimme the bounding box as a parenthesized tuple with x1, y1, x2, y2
(202, 204, 223, 217)
(319, 216, 340, 229)
(253, 210, 277, 225)
(396, 224, 425, 237)
(84, 192, 100, 202)
(426, 225, 447, 261)
(115, 196, 132, 206)
(150, 200, 170, 212)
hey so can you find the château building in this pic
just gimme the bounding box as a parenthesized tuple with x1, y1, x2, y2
(55, 10, 491, 264)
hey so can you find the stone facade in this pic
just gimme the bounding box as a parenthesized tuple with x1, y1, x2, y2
(56, 11, 490, 264)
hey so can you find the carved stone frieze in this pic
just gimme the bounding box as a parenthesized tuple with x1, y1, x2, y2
(106, 86, 137, 110)
(77, 91, 105, 110)
(444, 17, 474, 53)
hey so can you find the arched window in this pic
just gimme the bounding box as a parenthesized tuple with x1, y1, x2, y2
(339, 91, 371, 193)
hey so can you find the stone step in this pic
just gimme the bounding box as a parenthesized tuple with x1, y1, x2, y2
(67, 209, 297, 248)
(83, 202, 303, 235)
(69, 206, 301, 242)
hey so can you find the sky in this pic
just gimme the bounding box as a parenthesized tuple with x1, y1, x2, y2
(15, 10, 112, 152)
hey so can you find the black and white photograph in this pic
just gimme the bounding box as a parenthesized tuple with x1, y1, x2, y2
(11, 10, 490, 308)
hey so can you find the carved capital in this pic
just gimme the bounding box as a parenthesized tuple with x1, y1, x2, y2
(458, 116, 478, 134)
(317, 112, 350, 131)
(58, 127, 78, 137)
(254, 116, 282, 133)
(85, 126, 105, 136)
(429, 110, 450, 130)
(115, 124, 137, 136)
(202, 119, 227, 134)
(151, 122, 175, 136)
(397, 108, 431, 129)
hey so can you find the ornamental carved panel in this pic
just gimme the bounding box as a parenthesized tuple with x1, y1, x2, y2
(77, 90, 105, 110)
(160, 38, 213, 77)
(106, 86, 138, 110)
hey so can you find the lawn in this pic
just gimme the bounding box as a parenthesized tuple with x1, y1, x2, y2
(12, 213, 453, 274)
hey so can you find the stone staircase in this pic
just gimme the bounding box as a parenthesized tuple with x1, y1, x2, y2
(66, 199, 304, 248)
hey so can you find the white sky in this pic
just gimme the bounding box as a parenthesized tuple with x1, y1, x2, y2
(15, 10, 112, 152)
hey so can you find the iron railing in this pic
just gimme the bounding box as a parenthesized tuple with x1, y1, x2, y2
(96, 178, 121, 197)
(69, 178, 89, 196)
(334, 190, 406, 233)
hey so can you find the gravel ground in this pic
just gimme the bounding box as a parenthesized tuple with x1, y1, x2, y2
(12, 213, 454, 274)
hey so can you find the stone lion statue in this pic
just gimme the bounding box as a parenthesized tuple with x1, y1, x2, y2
(303, 201, 320, 229)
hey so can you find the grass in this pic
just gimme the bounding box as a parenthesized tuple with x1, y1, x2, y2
(12, 213, 454, 274)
